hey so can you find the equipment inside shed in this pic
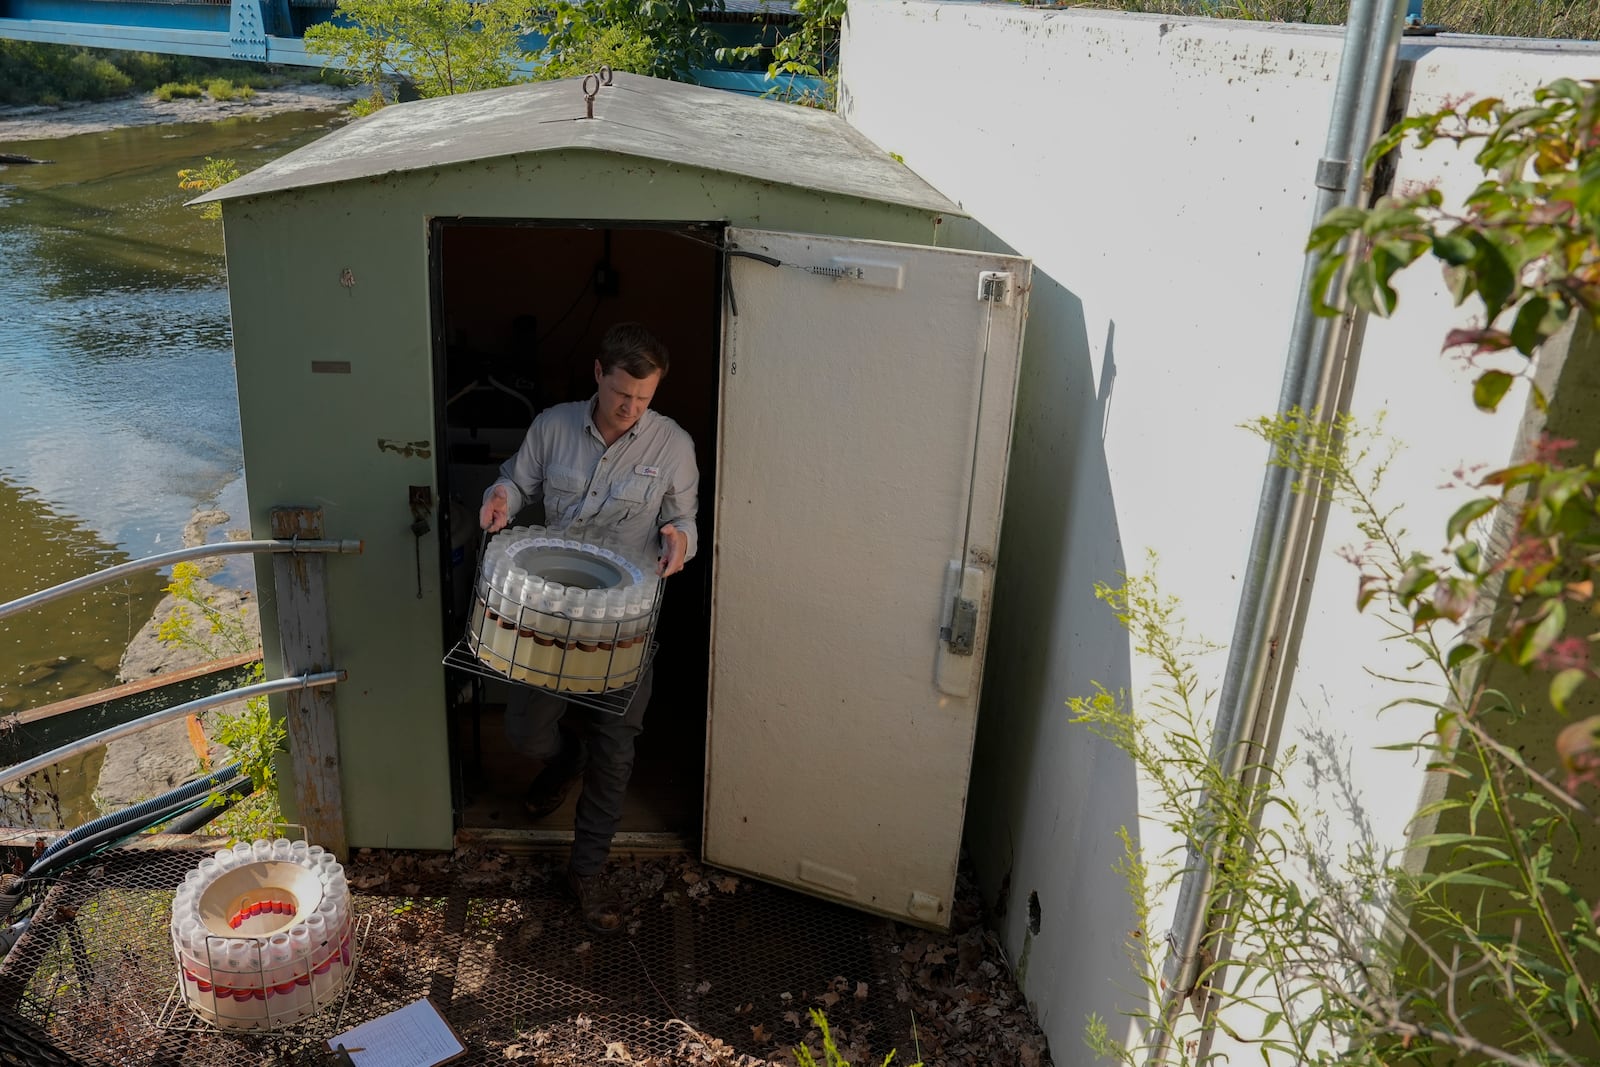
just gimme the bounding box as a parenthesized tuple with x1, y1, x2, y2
(429, 219, 723, 848)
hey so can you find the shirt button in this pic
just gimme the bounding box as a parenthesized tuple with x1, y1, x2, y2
(591, 491, 598, 497)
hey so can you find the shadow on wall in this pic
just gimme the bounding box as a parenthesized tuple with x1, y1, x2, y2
(962, 260, 1143, 1037)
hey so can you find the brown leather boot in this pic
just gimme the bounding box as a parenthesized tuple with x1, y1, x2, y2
(566, 868, 622, 935)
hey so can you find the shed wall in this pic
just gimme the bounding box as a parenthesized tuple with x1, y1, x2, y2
(841, 0, 1600, 1056)
(221, 147, 951, 850)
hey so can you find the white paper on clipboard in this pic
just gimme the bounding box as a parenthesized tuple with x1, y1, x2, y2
(327, 997, 466, 1067)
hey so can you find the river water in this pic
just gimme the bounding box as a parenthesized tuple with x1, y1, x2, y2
(0, 108, 346, 824)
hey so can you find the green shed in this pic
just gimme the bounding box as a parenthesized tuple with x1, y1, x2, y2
(199, 72, 1031, 929)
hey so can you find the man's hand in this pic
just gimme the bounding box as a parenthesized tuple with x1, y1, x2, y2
(658, 524, 687, 577)
(480, 485, 510, 533)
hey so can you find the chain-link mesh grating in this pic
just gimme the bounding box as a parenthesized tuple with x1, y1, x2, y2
(0, 844, 921, 1065)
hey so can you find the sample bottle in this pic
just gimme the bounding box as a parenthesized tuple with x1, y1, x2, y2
(487, 566, 527, 675)
(474, 555, 505, 665)
(527, 580, 565, 689)
(614, 587, 646, 685)
(560, 589, 596, 693)
(512, 574, 546, 683)
(600, 588, 628, 691)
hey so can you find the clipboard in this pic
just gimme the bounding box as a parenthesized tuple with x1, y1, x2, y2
(326, 997, 467, 1067)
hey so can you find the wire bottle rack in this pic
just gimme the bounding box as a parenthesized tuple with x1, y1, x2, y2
(443, 530, 665, 717)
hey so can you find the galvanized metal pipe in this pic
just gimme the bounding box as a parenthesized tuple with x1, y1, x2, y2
(1146, 1, 1409, 1061)
(0, 539, 364, 622)
(0, 671, 344, 789)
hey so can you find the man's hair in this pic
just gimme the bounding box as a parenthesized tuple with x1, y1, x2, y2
(598, 322, 669, 379)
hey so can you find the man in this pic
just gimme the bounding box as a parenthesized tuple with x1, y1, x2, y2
(479, 321, 698, 933)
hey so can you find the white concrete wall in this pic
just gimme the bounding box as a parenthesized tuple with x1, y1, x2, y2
(841, 2, 1600, 1060)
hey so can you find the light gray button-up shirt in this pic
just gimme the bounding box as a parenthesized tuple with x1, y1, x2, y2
(486, 398, 699, 564)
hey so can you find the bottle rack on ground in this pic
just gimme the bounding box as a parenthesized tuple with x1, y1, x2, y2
(169, 838, 354, 1031)
(461, 526, 665, 703)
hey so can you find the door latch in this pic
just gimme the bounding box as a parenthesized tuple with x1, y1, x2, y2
(945, 595, 978, 656)
(408, 485, 433, 600)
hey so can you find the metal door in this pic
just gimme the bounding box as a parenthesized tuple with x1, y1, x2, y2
(706, 228, 1030, 928)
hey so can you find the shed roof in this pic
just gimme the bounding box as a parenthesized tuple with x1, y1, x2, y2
(197, 73, 959, 215)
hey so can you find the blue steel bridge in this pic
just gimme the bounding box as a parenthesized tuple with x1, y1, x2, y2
(0, 0, 805, 94)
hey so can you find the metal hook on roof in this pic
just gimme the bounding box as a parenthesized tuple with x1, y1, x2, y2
(581, 74, 599, 119)
(579, 67, 614, 120)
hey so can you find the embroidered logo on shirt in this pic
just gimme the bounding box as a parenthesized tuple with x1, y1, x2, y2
(635, 465, 660, 477)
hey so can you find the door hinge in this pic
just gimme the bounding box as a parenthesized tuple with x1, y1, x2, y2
(977, 270, 1013, 306)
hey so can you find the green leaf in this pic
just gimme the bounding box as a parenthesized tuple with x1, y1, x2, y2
(1447, 643, 1479, 671)
(1473, 370, 1515, 412)
(1550, 668, 1586, 713)
(1421, 869, 1511, 893)
(1447, 497, 1497, 539)
(1348, 259, 1382, 316)
(1517, 601, 1568, 666)
(1306, 206, 1367, 252)
(1470, 233, 1517, 320)
(1310, 253, 1345, 317)
(1511, 295, 1551, 356)
(1431, 231, 1476, 265)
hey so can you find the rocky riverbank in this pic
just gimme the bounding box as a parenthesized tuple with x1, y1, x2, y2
(94, 510, 262, 807)
(0, 81, 359, 143)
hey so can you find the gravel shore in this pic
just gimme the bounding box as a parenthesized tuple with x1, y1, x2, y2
(0, 81, 359, 143)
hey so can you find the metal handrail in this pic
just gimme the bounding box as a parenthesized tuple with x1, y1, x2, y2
(0, 672, 345, 789)
(0, 538, 364, 622)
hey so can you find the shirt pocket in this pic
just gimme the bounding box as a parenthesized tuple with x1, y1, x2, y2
(597, 473, 662, 526)
(543, 467, 588, 527)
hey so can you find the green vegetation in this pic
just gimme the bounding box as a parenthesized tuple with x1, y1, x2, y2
(302, 0, 843, 113)
(177, 156, 241, 220)
(1081, 76, 1600, 1066)
(0, 41, 347, 108)
(204, 77, 257, 102)
(534, 0, 726, 82)
(157, 562, 284, 842)
(304, 0, 528, 115)
(152, 81, 203, 102)
(718, 0, 842, 108)
(797, 1008, 921, 1067)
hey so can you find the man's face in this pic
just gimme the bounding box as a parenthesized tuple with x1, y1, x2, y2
(593, 361, 661, 437)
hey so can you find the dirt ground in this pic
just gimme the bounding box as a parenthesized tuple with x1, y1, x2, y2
(0, 82, 359, 144)
(346, 847, 1056, 1067)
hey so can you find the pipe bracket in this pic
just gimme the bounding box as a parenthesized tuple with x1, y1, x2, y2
(1315, 157, 1349, 191)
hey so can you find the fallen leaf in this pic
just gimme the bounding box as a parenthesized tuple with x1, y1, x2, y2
(854, 981, 868, 1000)
(576, 1014, 592, 1031)
(783, 1011, 801, 1027)
(714, 875, 740, 894)
(400, 882, 420, 896)
(682, 869, 702, 885)
(780, 991, 792, 1002)
(185, 714, 210, 771)
(603, 1040, 633, 1061)
(820, 991, 840, 1008)
(575, 941, 592, 954)
(736, 1002, 753, 1015)
(901, 942, 923, 963)
(750, 1023, 771, 1043)
(695, 980, 712, 994)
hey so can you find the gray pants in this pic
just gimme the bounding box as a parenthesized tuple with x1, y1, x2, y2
(504, 666, 654, 876)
